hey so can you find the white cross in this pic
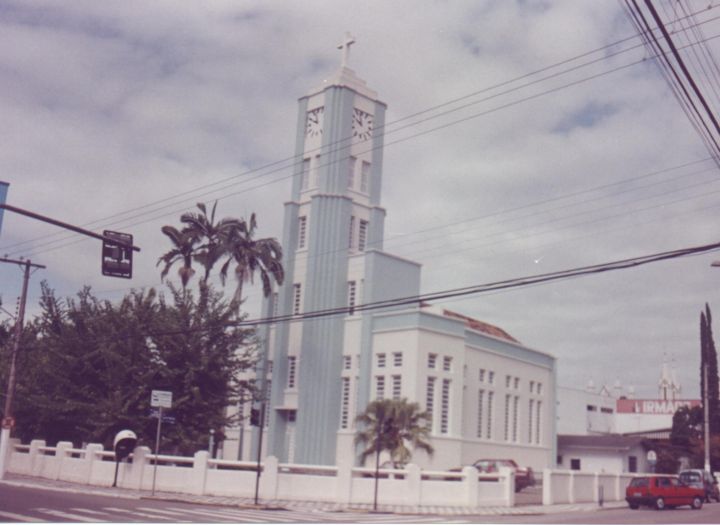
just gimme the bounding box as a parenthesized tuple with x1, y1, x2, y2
(337, 32, 356, 68)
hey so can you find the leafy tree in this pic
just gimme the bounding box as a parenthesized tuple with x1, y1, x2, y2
(354, 398, 434, 466)
(671, 405, 703, 447)
(1, 282, 258, 453)
(157, 225, 197, 289)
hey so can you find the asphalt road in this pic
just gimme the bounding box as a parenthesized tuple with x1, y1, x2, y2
(3, 483, 720, 523)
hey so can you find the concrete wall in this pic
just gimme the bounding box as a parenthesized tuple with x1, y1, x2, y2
(6, 441, 513, 508)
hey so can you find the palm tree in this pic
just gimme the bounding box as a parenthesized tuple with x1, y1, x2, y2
(354, 398, 434, 466)
(157, 225, 197, 289)
(220, 212, 284, 304)
(180, 202, 243, 284)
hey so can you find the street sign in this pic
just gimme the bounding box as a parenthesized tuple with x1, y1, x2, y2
(647, 450, 657, 463)
(102, 230, 133, 279)
(150, 390, 173, 408)
(149, 408, 176, 423)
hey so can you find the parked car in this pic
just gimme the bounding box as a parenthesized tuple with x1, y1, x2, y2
(678, 469, 720, 503)
(455, 459, 535, 492)
(625, 475, 704, 510)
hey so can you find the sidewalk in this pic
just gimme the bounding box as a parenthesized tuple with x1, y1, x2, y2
(0, 473, 626, 516)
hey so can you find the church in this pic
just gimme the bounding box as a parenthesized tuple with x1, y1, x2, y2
(225, 37, 557, 472)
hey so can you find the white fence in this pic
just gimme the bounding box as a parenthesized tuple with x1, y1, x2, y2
(5, 440, 638, 508)
(6, 440, 513, 508)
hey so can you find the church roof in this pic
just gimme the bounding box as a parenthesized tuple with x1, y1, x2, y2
(441, 309, 520, 344)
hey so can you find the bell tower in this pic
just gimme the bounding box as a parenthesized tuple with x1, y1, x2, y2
(264, 35, 389, 465)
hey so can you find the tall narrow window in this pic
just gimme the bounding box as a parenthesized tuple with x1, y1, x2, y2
(514, 377, 520, 390)
(360, 161, 371, 193)
(301, 158, 310, 190)
(504, 394, 511, 441)
(537, 383, 543, 395)
(512, 396, 519, 442)
(529, 381, 535, 394)
(428, 353, 437, 368)
(293, 283, 301, 315)
(443, 356, 452, 372)
(298, 216, 307, 249)
(505, 375, 511, 388)
(340, 377, 351, 429)
(487, 391, 494, 439)
(535, 401, 542, 444)
(343, 355, 352, 370)
(287, 356, 297, 389)
(488, 371, 495, 384)
(393, 352, 402, 367)
(376, 376, 385, 400)
(347, 156, 356, 189)
(358, 220, 368, 251)
(272, 292, 279, 318)
(477, 389, 485, 438)
(392, 375, 402, 400)
(479, 369, 485, 382)
(347, 281, 356, 314)
(440, 379, 451, 434)
(313, 154, 321, 187)
(348, 216, 355, 249)
(528, 399, 534, 443)
(426, 377, 436, 432)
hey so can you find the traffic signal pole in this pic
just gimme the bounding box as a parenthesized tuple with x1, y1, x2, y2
(0, 257, 45, 480)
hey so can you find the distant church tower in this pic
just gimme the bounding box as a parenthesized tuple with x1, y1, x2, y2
(659, 355, 681, 400)
(259, 34, 394, 466)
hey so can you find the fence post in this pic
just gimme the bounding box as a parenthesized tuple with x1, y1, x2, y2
(5, 438, 19, 474)
(127, 446, 150, 490)
(336, 460, 353, 505)
(260, 456, 279, 501)
(406, 464, 422, 507)
(84, 444, 104, 485)
(499, 466, 515, 507)
(542, 468, 553, 505)
(568, 471, 576, 504)
(462, 466, 479, 507)
(29, 439, 45, 477)
(191, 450, 209, 495)
(54, 441, 72, 481)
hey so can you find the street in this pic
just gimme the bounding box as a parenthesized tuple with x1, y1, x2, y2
(2, 483, 720, 523)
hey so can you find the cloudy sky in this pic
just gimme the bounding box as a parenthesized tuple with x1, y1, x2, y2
(1, 0, 720, 398)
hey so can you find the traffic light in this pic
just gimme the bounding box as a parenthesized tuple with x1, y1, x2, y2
(102, 230, 133, 278)
(250, 407, 261, 426)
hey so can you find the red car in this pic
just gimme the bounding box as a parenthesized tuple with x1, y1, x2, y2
(626, 475, 704, 510)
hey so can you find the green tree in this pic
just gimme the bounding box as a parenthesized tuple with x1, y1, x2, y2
(220, 212, 284, 304)
(157, 225, 197, 289)
(671, 405, 703, 447)
(701, 303, 720, 434)
(354, 398, 434, 466)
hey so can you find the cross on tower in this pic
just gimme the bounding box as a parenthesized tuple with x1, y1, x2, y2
(337, 32, 356, 68)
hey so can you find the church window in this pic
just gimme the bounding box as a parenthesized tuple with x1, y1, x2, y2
(537, 382, 543, 395)
(477, 389, 485, 438)
(272, 292, 279, 318)
(504, 394, 511, 441)
(505, 375, 511, 388)
(377, 353, 386, 368)
(376, 376, 385, 400)
(514, 377, 520, 390)
(301, 158, 310, 190)
(426, 377, 436, 432)
(348, 216, 355, 249)
(535, 401, 542, 444)
(529, 380, 535, 393)
(479, 369, 485, 382)
(393, 352, 402, 367)
(512, 396, 519, 442)
(343, 355, 352, 370)
(428, 353, 437, 369)
(443, 356, 452, 372)
(347, 281, 356, 314)
(348, 156, 356, 189)
(487, 391, 494, 438)
(360, 161, 371, 193)
(358, 220, 368, 251)
(267, 361, 273, 374)
(298, 216, 307, 249)
(340, 377, 351, 429)
(392, 375, 402, 400)
(488, 371, 495, 384)
(440, 379, 451, 434)
(528, 399, 534, 443)
(293, 283, 302, 315)
(287, 356, 297, 389)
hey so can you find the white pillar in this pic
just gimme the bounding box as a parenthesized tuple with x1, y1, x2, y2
(542, 468, 553, 505)
(54, 441, 73, 481)
(191, 450, 209, 495)
(260, 456, 279, 501)
(84, 444, 104, 485)
(499, 466, 515, 507)
(29, 439, 45, 477)
(406, 464, 422, 507)
(462, 466, 479, 507)
(0, 427, 11, 479)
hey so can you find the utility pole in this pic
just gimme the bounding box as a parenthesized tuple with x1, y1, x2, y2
(0, 257, 45, 479)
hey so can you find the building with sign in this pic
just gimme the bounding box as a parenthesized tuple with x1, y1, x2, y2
(220, 38, 557, 472)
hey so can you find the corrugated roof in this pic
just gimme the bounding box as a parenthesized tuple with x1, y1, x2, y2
(558, 434, 647, 449)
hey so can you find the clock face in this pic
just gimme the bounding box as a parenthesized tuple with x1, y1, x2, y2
(306, 107, 324, 137)
(352, 108, 373, 140)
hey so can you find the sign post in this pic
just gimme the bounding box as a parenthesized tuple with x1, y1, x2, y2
(150, 390, 172, 495)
